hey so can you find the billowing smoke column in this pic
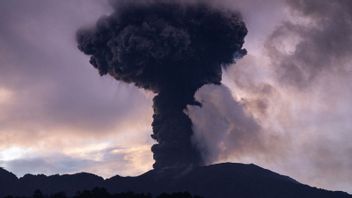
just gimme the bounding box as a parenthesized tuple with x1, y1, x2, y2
(76, 1, 247, 169)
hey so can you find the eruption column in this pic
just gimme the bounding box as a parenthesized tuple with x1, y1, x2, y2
(76, 1, 247, 169)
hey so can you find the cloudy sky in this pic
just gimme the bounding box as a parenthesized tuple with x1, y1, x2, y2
(0, 0, 351, 193)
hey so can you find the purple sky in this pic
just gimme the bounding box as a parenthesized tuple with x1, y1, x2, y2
(0, 0, 351, 193)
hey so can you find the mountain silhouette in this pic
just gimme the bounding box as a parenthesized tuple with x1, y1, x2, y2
(0, 167, 17, 195)
(0, 163, 351, 198)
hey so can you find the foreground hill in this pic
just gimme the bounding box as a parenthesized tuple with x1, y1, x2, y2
(0, 163, 351, 198)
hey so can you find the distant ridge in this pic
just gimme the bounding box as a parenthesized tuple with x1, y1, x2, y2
(0, 163, 351, 198)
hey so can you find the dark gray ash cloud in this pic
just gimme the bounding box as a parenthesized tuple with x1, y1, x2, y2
(77, 0, 247, 169)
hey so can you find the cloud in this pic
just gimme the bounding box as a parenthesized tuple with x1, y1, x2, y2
(1, 156, 95, 177)
(0, 0, 154, 140)
(1, 145, 153, 178)
(0, 87, 13, 106)
(0, 0, 154, 133)
(266, 0, 352, 87)
(0, 0, 154, 178)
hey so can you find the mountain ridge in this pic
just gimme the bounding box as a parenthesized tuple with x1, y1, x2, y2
(0, 163, 351, 198)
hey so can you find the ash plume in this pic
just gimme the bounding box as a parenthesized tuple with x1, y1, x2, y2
(76, 1, 247, 169)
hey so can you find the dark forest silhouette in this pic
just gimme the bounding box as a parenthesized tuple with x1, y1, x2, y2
(4, 188, 203, 198)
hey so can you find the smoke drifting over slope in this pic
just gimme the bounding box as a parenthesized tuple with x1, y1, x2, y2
(77, 1, 247, 169)
(186, 84, 264, 163)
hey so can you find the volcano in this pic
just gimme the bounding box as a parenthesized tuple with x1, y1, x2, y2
(1, 163, 351, 198)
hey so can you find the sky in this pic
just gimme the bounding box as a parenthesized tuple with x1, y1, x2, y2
(0, 0, 351, 194)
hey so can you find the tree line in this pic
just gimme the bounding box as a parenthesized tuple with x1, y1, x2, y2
(4, 188, 204, 198)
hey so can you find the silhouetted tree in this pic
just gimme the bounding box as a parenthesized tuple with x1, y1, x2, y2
(73, 190, 92, 198)
(33, 190, 44, 198)
(74, 188, 154, 198)
(50, 192, 67, 198)
(157, 192, 202, 198)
